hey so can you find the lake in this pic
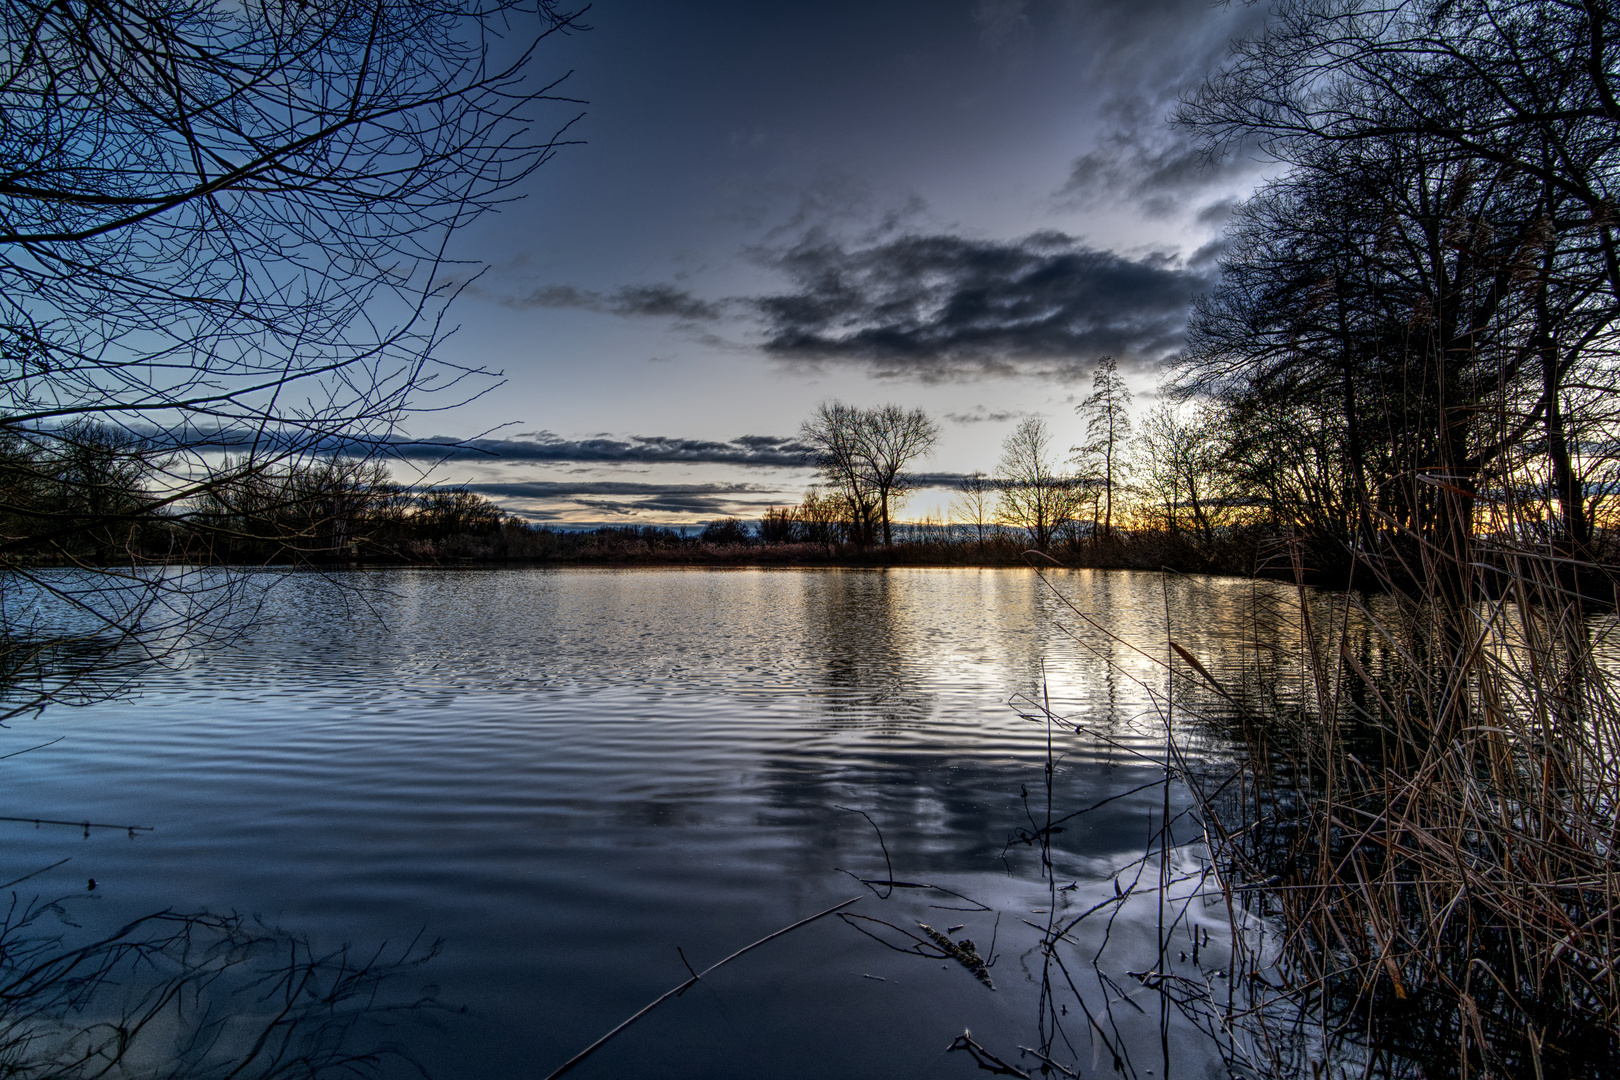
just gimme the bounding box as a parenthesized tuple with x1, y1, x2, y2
(0, 566, 1281, 1079)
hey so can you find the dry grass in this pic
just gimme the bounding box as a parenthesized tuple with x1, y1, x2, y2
(1189, 528, 1620, 1078)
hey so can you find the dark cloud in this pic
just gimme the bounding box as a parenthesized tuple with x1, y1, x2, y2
(908, 472, 978, 488)
(1195, 198, 1241, 227)
(170, 429, 813, 468)
(1186, 236, 1229, 271)
(390, 432, 812, 467)
(751, 230, 1208, 379)
(498, 283, 724, 322)
(612, 285, 723, 321)
(1063, 0, 1273, 124)
(465, 481, 772, 499)
(944, 405, 1031, 424)
(466, 475, 977, 499)
(963, 0, 1267, 103)
(1030, 0, 1273, 218)
(467, 476, 979, 523)
(463, 480, 797, 521)
(1059, 131, 1262, 219)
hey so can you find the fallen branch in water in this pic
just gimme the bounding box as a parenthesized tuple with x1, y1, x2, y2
(947, 1031, 1029, 1077)
(541, 895, 864, 1080)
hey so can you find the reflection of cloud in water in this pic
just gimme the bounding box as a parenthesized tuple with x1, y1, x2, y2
(751, 750, 1180, 882)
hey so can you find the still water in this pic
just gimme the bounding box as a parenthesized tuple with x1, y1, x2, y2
(0, 567, 1279, 1079)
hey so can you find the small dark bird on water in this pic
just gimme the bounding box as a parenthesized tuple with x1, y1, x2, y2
(86, 879, 96, 891)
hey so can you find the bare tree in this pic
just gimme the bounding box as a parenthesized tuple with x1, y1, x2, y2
(415, 487, 511, 541)
(192, 455, 401, 562)
(799, 403, 879, 546)
(996, 418, 1083, 552)
(799, 401, 939, 547)
(1179, 0, 1620, 581)
(1072, 357, 1133, 538)
(950, 471, 997, 554)
(1133, 401, 1236, 543)
(1181, 0, 1620, 300)
(797, 486, 845, 554)
(857, 404, 940, 546)
(0, 0, 580, 693)
(757, 506, 801, 544)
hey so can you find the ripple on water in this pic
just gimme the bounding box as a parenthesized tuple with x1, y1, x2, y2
(0, 566, 1292, 1080)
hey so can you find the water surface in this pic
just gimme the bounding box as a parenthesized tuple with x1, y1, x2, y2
(0, 567, 1280, 1079)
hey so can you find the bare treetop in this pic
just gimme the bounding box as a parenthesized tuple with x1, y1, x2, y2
(1073, 356, 1132, 537)
(0, 0, 582, 443)
(0, 0, 581, 703)
(798, 402, 939, 546)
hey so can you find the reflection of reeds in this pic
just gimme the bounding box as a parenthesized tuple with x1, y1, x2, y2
(944, 527, 1620, 1078)
(0, 894, 441, 1079)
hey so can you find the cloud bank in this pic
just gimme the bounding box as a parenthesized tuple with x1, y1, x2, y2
(752, 230, 1209, 380)
(465, 472, 979, 522)
(304, 431, 813, 468)
(492, 227, 1213, 385)
(464, 480, 788, 519)
(500, 283, 724, 322)
(944, 405, 1032, 424)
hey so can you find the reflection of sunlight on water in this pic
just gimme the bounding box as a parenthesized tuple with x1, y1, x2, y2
(0, 566, 1329, 1079)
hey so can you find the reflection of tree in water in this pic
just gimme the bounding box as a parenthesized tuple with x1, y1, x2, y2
(0, 567, 271, 721)
(1157, 575, 1403, 725)
(785, 571, 1237, 880)
(0, 893, 438, 1079)
(0, 576, 446, 1073)
(0, 636, 144, 721)
(1036, 570, 1386, 739)
(800, 572, 935, 734)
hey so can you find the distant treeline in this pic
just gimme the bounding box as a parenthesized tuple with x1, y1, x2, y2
(790, 321, 1620, 587)
(0, 419, 1267, 571)
(0, 425, 532, 565)
(746, 392, 1264, 575)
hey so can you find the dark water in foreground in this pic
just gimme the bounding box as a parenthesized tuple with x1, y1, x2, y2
(0, 567, 1283, 1079)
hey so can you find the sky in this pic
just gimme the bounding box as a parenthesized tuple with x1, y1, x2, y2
(404, 0, 1274, 526)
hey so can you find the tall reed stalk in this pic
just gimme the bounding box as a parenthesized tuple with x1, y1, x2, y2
(1199, 526, 1620, 1078)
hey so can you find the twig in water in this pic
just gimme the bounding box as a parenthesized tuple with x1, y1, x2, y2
(948, 1031, 1030, 1077)
(838, 912, 949, 957)
(0, 858, 70, 892)
(1017, 1044, 1081, 1078)
(541, 895, 863, 1080)
(853, 879, 993, 911)
(0, 737, 63, 761)
(674, 946, 698, 996)
(833, 805, 893, 899)
(0, 815, 152, 839)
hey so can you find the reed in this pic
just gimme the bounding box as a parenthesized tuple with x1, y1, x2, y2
(1190, 525, 1620, 1078)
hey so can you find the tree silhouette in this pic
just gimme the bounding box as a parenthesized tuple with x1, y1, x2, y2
(1179, 0, 1620, 579)
(0, 0, 580, 695)
(799, 402, 939, 546)
(950, 471, 997, 553)
(1073, 357, 1132, 538)
(997, 417, 1082, 552)
(859, 404, 940, 546)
